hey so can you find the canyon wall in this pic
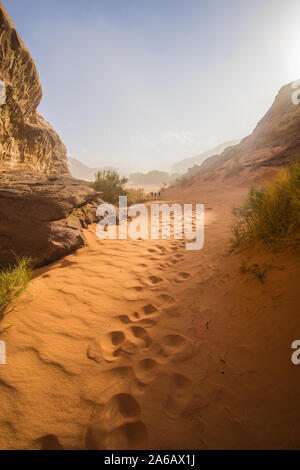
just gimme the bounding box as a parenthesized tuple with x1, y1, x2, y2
(0, 4, 110, 267)
(186, 81, 300, 178)
(0, 2, 69, 174)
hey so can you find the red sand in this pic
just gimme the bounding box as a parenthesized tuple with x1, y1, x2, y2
(0, 170, 299, 450)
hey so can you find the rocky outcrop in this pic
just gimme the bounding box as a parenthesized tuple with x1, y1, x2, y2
(0, 5, 113, 267)
(0, 171, 108, 267)
(187, 81, 300, 178)
(0, 3, 68, 174)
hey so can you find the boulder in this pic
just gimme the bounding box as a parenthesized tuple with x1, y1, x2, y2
(0, 170, 109, 267)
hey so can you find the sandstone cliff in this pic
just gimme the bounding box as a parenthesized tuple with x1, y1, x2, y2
(185, 81, 300, 178)
(0, 2, 68, 174)
(0, 4, 114, 268)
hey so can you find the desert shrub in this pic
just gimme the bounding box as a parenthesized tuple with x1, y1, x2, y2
(90, 170, 128, 205)
(231, 161, 300, 248)
(0, 257, 32, 316)
(239, 262, 271, 284)
(126, 188, 150, 205)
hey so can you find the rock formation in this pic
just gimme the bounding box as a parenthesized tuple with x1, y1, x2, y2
(0, 170, 107, 267)
(0, 3, 68, 174)
(185, 81, 300, 178)
(173, 140, 240, 175)
(0, 4, 113, 267)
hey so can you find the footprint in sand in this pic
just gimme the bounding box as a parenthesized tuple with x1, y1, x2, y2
(93, 322, 155, 363)
(161, 334, 197, 361)
(174, 272, 191, 283)
(110, 331, 126, 346)
(142, 303, 158, 316)
(129, 326, 152, 348)
(87, 341, 103, 364)
(86, 393, 148, 450)
(158, 263, 168, 270)
(118, 303, 158, 325)
(117, 314, 157, 329)
(148, 248, 158, 254)
(88, 331, 126, 363)
(39, 434, 64, 450)
(155, 245, 169, 255)
(158, 293, 175, 304)
(133, 286, 144, 292)
(165, 373, 193, 418)
(135, 358, 159, 384)
(147, 275, 163, 286)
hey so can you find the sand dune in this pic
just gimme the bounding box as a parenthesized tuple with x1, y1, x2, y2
(0, 179, 299, 450)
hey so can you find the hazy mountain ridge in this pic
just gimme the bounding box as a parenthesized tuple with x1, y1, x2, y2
(173, 140, 240, 174)
(202, 82, 300, 175)
(68, 157, 117, 181)
(127, 170, 179, 187)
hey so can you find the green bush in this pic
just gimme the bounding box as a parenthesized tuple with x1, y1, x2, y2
(0, 257, 32, 317)
(90, 170, 128, 205)
(90, 170, 153, 206)
(231, 161, 300, 248)
(126, 187, 150, 205)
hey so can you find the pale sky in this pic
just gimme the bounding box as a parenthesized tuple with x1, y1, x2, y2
(3, 0, 300, 173)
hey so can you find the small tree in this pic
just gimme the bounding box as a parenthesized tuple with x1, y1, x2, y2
(90, 170, 128, 205)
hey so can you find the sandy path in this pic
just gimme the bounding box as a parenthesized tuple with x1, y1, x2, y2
(0, 189, 299, 450)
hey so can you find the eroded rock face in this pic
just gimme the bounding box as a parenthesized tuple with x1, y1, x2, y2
(186, 81, 300, 178)
(0, 171, 106, 267)
(0, 5, 111, 267)
(0, 3, 69, 174)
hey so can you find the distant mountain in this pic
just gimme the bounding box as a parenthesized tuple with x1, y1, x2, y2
(68, 157, 117, 181)
(199, 81, 300, 175)
(173, 140, 240, 174)
(180, 81, 300, 181)
(128, 170, 179, 187)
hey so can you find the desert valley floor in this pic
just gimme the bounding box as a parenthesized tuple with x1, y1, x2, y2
(0, 177, 300, 450)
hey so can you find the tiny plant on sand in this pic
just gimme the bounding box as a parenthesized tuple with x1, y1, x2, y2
(0, 257, 32, 318)
(239, 262, 271, 284)
(231, 161, 300, 249)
